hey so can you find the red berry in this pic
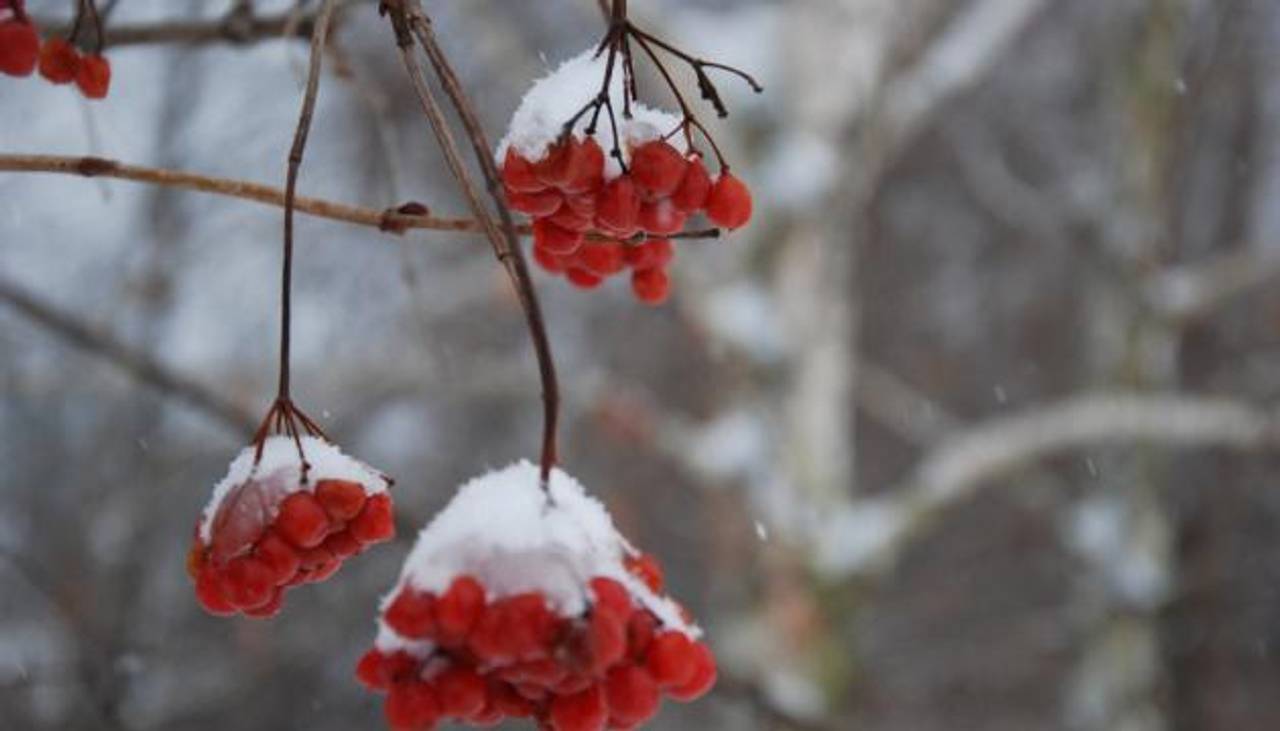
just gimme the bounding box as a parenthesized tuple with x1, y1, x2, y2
(242, 588, 283, 618)
(549, 684, 608, 731)
(489, 680, 535, 718)
(307, 555, 342, 583)
(645, 632, 697, 688)
(668, 641, 717, 701)
(469, 702, 504, 727)
(356, 649, 420, 691)
(535, 137, 604, 193)
(275, 492, 330, 549)
(349, 493, 395, 544)
(435, 575, 485, 644)
(75, 53, 109, 99)
(186, 540, 206, 580)
(434, 666, 487, 718)
(533, 218, 584, 256)
(533, 245, 568, 274)
(37, 37, 79, 84)
(563, 192, 598, 218)
(385, 680, 441, 731)
(508, 189, 563, 217)
(255, 530, 301, 586)
(605, 665, 661, 726)
(385, 588, 438, 639)
(589, 577, 632, 617)
(547, 202, 595, 232)
(220, 556, 276, 610)
(705, 172, 753, 230)
(315, 479, 367, 522)
(566, 267, 603, 290)
(194, 565, 236, 616)
(623, 239, 674, 270)
(630, 141, 688, 199)
(501, 148, 545, 194)
(595, 177, 641, 236)
(625, 553, 665, 592)
(638, 198, 687, 236)
(0, 21, 39, 77)
(672, 155, 712, 212)
(579, 241, 627, 277)
(298, 543, 335, 571)
(630, 268, 670, 306)
(323, 530, 361, 559)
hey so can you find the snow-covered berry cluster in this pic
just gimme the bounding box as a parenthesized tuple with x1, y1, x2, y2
(498, 49, 753, 306)
(0, 2, 110, 98)
(188, 436, 395, 618)
(356, 462, 716, 730)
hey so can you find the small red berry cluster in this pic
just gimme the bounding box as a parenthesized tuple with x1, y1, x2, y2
(502, 136, 752, 305)
(358, 561, 716, 730)
(189, 479, 395, 618)
(0, 3, 110, 98)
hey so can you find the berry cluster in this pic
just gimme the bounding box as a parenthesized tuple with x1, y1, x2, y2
(189, 436, 394, 618)
(0, 3, 110, 98)
(359, 566, 715, 731)
(502, 136, 752, 305)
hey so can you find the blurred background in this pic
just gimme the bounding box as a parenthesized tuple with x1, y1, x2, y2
(3, 0, 1280, 729)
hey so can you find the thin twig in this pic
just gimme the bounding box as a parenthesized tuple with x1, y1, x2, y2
(0, 154, 720, 243)
(0, 275, 255, 435)
(33, 2, 361, 47)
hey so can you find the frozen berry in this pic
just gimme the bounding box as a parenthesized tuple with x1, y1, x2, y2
(705, 172, 753, 230)
(385, 588, 437, 639)
(672, 155, 712, 213)
(579, 241, 627, 277)
(566, 267, 603, 290)
(502, 148, 545, 193)
(37, 37, 79, 84)
(624, 239, 674, 270)
(549, 684, 608, 731)
(533, 245, 567, 274)
(75, 53, 109, 99)
(349, 493, 395, 544)
(547, 202, 594, 233)
(242, 588, 284, 618)
(385, 680, 441, 731)
(625, 553, 665, 592)
(630, 268, 670, 306)
(630, 141, 687, 199)
(626, 610, 658, 661)
(638, 198, 687, 236)
(275, 492, 330, 549)
(535, 137, 604, 193)
(0, 20, 39, 77)
(589, 577, 632, 617)
(605, 665, 660, 726)
(533, 218, 584, 256)
(195, 566, 236, 616)
(435, 666, 487, 718)
(315, 479, 367, 522)
(256, 530, 302, 585)
(668, 641, 717, 701)
(595, 177, 641, 236)
(508, 189, 563, 217)
(435, 575, 485, 644)
(645, 631, 697, 688)
(220, 556, 277, 610)
(323, 530, 362, 559)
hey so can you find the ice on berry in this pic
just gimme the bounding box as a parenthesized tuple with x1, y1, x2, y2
(188, 435, 394, 618)
(357, 461, 717, 729)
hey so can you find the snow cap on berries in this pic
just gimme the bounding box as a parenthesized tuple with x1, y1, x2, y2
(497, 49, 685, 180)
(376, 460, 696, 654)
(199, 435, 389, 545)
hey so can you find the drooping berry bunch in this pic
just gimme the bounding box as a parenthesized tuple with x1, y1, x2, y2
(0, 0, 110, 98)
(497, 23, 759, 306)
(356, 462, 717, 730)
(189, 425, 395, 618)
(502, 131, 751, 305)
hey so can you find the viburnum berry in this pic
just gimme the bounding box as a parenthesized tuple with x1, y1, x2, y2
(705, 172, 753, 230)
(566, 267, 604, 290)
(357, 462, 717, 730)
(37, 37, 79, 84)
(75, 53, 110, 99)
(629, 141, 687, 199)
(0, 20, 39, 77)
(189, 435, 394, 618)
(671, 155, 712, 213)
(630, 268, 670, 306)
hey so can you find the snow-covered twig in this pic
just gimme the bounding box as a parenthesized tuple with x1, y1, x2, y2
(0, 274, 255, 435)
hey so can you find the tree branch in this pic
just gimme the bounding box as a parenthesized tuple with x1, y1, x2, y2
(1144, 245, 1280, 323)
(0, 275, 255, 436)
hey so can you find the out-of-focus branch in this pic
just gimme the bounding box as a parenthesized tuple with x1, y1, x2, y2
(1144, 246, 1280, 322)
(34, 1, 365, 47)
(821, 392, 1280, 577)
(714, 673, 844, 731)
(854, 362, 961, 445)
(0, 275, 255, 435)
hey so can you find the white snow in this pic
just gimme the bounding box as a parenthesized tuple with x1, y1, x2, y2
(198, 435, 390, 544)
(497, 48, 686, 179)
(375, 461, 697, 655)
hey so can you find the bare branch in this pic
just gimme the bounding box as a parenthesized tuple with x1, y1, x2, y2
(1144, 246, 1280, 322)
(0, 275, 255, 436)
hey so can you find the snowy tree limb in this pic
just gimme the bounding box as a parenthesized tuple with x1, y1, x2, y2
(0, 275, 256, 435)
(1144, 246, 1280, 323)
